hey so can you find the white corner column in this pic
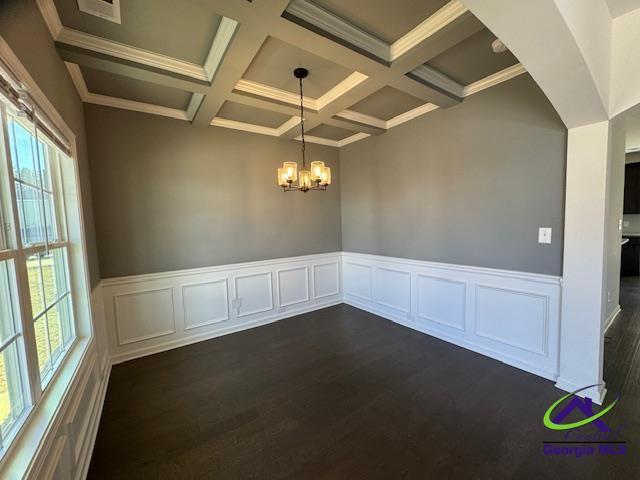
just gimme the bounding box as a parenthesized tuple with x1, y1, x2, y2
(557, 119, 624, 403)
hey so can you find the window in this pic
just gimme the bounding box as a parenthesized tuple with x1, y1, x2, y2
(0, 94, 77, 451)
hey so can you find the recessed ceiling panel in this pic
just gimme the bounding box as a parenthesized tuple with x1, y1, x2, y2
(217, 102, 291, 128)
(80, 66, 192, 110)
(242, 37, 352, 99)
(349, 86, 424, 120)
(308, 124, 353, 141)
(53, 0, 221, 64)
(426, 28, 519, 85)
(313, 0, 450, 43)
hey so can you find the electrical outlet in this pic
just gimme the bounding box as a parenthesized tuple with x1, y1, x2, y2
(624, 220, 630, 228)
(231, 298, 242, 309)
(538, 227, 552, 244)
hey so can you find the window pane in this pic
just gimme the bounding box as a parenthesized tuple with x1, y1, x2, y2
(26, 254, 45, 318)
(0, 260, 26, 436)
(16, 182, 45, 245)
(33, 315, 51, 378)
(0, 341, 25, 435)
(8, 120, 40, 186)
(0, 260, 18, 343)
(42, 248, 68, 307)
(46, 305, 62, 363)
(58, 295, 73, 345)
(43, 191, 58, 243)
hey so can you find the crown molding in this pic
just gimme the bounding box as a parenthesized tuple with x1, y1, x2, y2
(65, 62, 189, 121)
(210, 116, 301, 137)
(276, 116, 302, 135)
(65, 62, 90, 99)
(38, 0, 235, 82)
(335, 110, 387, 129)
(234, 79, 318, 110)
(462, 63, 527, 97)
(338, 132, 370, 147)
(186, 93, 204, 121)
(57, 29, 209, 81)
(211, 117, 281, 136)
(84, 92, 190, 121)
(389, 1, 468, 61)
(36, 0, 63, 38)
(203, 17, 238, 81)
(409, 64, 465, 98)
(294, 135, 340, 147)
(284, 0, 389, 62)
(316, 72, 369, 109)
(234, 73, 369, 113)
(284, 0, 468, 64)
(336, 102, 439, 131)
(386, 103, 440, 128)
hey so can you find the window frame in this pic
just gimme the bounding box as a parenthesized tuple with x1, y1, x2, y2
(0, 95, 81, 458)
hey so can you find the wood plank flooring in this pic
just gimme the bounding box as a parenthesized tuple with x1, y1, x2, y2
(88, 292, 640, 479)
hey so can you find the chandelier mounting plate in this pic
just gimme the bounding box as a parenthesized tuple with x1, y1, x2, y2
(293, 68, 309, 79)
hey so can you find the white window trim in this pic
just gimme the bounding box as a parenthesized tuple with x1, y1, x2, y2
(0, 35, 95, 476)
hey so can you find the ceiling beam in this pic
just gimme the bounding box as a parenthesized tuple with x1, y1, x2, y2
(190, 0, 292, 126)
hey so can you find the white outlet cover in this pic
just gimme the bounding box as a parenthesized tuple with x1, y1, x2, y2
(538, 227, 552, 244)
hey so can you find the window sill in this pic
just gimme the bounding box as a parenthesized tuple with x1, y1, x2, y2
(0, 336, 92, 478)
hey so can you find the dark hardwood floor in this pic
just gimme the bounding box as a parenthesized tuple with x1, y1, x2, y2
(88, 289, 640, 479)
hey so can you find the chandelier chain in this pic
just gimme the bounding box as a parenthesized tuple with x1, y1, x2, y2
(299, 76, 306, 169)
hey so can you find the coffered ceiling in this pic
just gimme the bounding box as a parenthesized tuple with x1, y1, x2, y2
(38, 0, 527, 148)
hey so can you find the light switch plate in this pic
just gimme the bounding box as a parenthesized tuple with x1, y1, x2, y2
(624, 220, 630, 228)
(538, 227, 552, 244)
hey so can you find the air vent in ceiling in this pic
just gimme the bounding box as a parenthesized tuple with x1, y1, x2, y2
(77, 0, 121, 24)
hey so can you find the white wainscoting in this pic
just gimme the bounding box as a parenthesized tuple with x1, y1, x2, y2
(342, 252, 562, 381)
(101, 253, 343, 364)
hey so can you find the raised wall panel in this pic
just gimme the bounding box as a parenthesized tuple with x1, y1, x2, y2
(235, 272, 274, 317)
(416, 275, 466, 331)
(182, 279, 229, 330)
(277, 266, 310, 307)
(475, 285, 548, 355)
(375, 267, 410, 313)
(114, 288, 175, 345)
(313, 262, 340, 298)
(344, 262, 372, 300)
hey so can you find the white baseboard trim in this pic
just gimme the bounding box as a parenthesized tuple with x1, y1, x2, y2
(554, 378, 607, 405)
(110, 298, 342, 365)
(603, 304, 621, 335)
(344, 297, 558, 381)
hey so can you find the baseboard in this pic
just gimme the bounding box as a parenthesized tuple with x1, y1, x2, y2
(110, 298, 342, 364)
(344, 298, 558, 381)
(603, 304, 621, 335)
(75, 362, 111, 480)
(554, 378, 607, 405)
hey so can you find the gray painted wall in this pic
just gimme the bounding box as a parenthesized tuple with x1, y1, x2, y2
(0, 0, 100, 286)
(84, 105, 342, 278)
(340, 74, 567, 276)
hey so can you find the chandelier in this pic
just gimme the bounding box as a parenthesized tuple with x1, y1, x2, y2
(277, 68, 331, 192)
